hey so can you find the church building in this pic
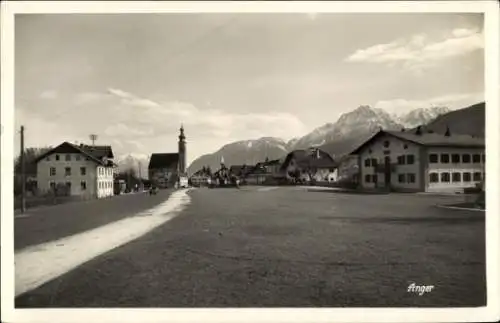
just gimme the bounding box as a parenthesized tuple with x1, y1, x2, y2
(148, 125, 187, 189)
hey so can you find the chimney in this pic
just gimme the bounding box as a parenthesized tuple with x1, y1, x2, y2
(415, 126, 422, 136)
(444, 125, 451, 137)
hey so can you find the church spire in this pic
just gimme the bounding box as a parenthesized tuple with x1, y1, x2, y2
(179, 124, 185, 141)
(178, 124, 186, 175)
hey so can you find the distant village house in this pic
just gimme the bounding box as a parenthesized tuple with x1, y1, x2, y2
(148, 125, 187, 189)
(34, 142, 116, 199)
(350, 127, 485, 192)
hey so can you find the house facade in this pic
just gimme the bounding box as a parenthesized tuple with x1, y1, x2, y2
(190, 167, 211, 187)
(280, 148, 337, 183)
(350, 128, 485, 192)
(148, 154, 179, 188)
(148, 126, 187, 189)
(35, 142, 115, 199)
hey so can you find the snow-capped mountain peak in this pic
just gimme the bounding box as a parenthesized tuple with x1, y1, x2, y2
(395, 106, 450, 128)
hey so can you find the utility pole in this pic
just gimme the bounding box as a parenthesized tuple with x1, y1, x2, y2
(138, 161, 143, 191)
(20, 126, 26, 213)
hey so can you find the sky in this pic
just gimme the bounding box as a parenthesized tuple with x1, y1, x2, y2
(14, 13, 484, 165)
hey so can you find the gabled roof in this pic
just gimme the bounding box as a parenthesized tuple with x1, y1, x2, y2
(349, 129, 485, 155)
(263, 159, 281, 166)
(245, 165, 268, 175)
(191, 168, 211, 177)
(148, 153, 179, 170)
(281, 148, 337, 170)
(34, 142, 115, 166)
(229, 165, 247, 176)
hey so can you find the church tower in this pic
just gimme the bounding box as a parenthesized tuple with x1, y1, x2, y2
(178, 124, 186, 175)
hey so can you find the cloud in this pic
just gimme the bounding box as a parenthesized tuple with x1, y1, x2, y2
(107, 88, 161, 108)
(373, 91, 484, 115)
(345, 28, 483, 73)
(40, 90, 58, 99)
(99, 88, 307, 142)
(14, 108, 86, 151)
(18, 88, 307, 163)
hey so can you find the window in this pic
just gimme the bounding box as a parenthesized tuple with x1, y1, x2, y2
(398, 174, 406, 183)
(472, 154, 481, 163)
(80, 167, 86, 176)
(81, 181, 87, 190)
(452, 172, 461, 182)
(406, 155, 415, 165)
(55, 154, 60, 161)
(403, 144, 408, 149)
(440, 154, 450, 164)
(441, 172, 450, 182)
(429, 154, 438, 163)
(482, 154, 485, 163)
(65, 154, 71, 161)
(451, 154, 460, 163)
(371, 158, 378, 167)
(76, 155, 81, 161)
(462, 154, 471, 163)
(365, 174, 371, 183)
(397, 156, 405, 165)
(383, 150, 390, 155)
(49, 181, 56, 190)
(49, 167, 56, 176)
(372, 175, 378, 183)
(65, 167, 71, 176)
(383, 140, 390, 148)
(463, 172, 471, 182)
(407, 173, 416, 183)
(473, 172, 482, 181)
(364, 159, 371, 167)
(429, 173, 439, 183)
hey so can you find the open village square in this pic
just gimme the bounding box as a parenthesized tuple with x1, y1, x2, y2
(14, 111, 486, 307)
(9, 11, 487, 309)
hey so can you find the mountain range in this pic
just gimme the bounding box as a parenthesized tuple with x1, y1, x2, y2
(115, 103, 485, 177)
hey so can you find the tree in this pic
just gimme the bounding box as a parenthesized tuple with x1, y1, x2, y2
(14, 147, 52, 176)
(116, 167, 140, 188)
(14, 146, 52, 196)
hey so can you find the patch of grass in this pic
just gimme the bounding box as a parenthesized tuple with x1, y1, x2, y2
(15, 187, 486, 307)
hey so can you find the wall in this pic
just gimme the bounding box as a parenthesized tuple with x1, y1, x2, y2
(425, 147, 485, 192)
(149, 168, 177, 188)
(358, 134, 421, 190)
(96, 165, 114, 198)
(37, 152, 97, 198)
